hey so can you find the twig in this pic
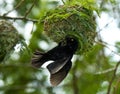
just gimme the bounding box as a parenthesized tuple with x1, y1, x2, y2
(96, 41, 120, 57)
(101, 41, 118, 49)
(2, 0, 37, 22)
(95, 67, 115, 75)
(61, 0, 65, 4)
(0, 15, 39, 23)
(107, 61, 120, 94)
(3, 0, 25, 16)
(113, 79, 120, 94)
(97, 20, 113, 34)
(24, 0, 36, 18)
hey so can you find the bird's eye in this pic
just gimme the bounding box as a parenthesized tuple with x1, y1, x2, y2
(71, 38, 74, 41)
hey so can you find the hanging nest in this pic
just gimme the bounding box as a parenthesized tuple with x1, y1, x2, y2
(0, 20, 21, 62)
(43, 5, 96, 54)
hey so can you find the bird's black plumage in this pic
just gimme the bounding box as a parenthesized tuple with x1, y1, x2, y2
(32, 36, 78, 86)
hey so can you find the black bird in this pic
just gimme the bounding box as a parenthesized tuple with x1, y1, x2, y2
(32, 36, 78, 86)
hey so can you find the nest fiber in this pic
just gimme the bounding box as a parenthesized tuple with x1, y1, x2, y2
(43, 5, 96, 54)
(0, 20, 20, 62)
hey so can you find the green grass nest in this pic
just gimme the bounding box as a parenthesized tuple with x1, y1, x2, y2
(43, 5, 96, 54)
(0, 20, 20, 62)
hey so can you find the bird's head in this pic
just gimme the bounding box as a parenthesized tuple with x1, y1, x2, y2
(65, 36, 79, 53)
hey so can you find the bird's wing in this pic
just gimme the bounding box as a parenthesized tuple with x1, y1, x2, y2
(50, 60, 72, 86)
(47, 56, 71, 74)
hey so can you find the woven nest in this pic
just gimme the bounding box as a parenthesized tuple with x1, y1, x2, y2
(43, 5, 96, 54)
(0, 20, 20, 62)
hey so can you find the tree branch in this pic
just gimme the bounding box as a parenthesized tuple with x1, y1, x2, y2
(3, 0, 25, 16)
(1, 0, 38, 23)
(24, 0, 36, 18)
(95, 67, 115, 75)
(0, 15, 39, 23)
(97, 20, 113, 34)
(61, 0, 65, 4)
(113, 79, 120, 94)
(96, 41, 120, 57)
(107, 61, 120, 94)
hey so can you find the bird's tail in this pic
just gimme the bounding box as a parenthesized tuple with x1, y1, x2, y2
(31, 50, 46, 68)
(49, 60, 72, 86)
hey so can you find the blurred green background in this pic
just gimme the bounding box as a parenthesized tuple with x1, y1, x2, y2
(0, 0, 120, 94)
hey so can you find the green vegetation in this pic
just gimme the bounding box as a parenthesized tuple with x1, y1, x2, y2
(0, 0, 119, 94)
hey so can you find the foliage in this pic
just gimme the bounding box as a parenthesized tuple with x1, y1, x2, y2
(0, 0, 120, 94)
